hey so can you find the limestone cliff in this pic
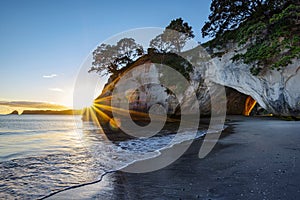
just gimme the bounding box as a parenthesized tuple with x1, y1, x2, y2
(94, 51, 250, 117)
(92, 43, 299, 118)
(181, 43, 300, 117)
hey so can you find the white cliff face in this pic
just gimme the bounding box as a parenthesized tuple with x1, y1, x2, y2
(110, 63, 176, 114)
(191, 44, 300, 116)
(99, 47, 300, 117)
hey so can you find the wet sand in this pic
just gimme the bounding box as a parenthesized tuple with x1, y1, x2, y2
(48, 116, 300, 199)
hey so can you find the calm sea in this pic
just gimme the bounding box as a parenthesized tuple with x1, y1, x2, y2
(0, 115, 205, 199)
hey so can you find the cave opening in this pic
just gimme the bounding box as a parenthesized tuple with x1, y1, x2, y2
(225, 87, 261, 116)
(243, 96, 257, 116)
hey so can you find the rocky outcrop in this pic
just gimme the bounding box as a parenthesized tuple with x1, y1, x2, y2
(94, 52, 250, 117)
(182, 44, 300, 117)
(92, 44, 300, 119)
(10, 109, 81, 115)
(9, 110, 19, 115)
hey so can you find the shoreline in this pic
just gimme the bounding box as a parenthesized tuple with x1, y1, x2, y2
(47, 115, 300, 199)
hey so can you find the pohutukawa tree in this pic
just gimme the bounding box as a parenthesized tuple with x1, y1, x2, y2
(90, 18, 195, 77)
(202, 0, 299, 74)
(89, 38, 144, 76)
(201, 0, 294, 38)
(150, 18, 195, 53)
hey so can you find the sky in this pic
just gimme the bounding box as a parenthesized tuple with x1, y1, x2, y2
(0, 0, 212, 110)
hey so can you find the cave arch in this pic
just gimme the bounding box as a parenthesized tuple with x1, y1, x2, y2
(225, 87, 259, 116)
(243, 96, 257, 116)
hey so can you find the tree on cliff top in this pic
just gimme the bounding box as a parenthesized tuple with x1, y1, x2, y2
(150, 18, 195, 53)
(89, 38, 144, 76)
(201, 0, 293, 38)
(90, 18, 194, 77)
(202, 0, 300, 75)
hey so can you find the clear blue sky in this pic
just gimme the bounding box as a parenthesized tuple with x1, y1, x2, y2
(0, 0, 212, 107)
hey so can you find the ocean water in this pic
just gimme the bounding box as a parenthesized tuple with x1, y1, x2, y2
(0, 115, 205, 199)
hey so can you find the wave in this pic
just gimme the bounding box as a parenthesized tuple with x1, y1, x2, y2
(38, 129, 207, 199)
(1, 114, 220, 199)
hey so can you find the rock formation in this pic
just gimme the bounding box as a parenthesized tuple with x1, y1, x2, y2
(183, 43, 300, 117)
(90, 43, 300, 120)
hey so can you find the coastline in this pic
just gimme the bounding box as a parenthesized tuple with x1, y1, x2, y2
(47, 116, 300, 199)
(2, 109, 82, 115)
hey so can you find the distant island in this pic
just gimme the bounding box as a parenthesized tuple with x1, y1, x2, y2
(8, 109, 82, 115)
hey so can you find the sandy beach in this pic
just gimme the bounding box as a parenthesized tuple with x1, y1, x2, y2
(47, 116, 300, 199)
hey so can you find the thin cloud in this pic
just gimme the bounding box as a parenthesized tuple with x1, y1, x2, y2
(43, 74, 57, 78)
(49, 88, 64, 92)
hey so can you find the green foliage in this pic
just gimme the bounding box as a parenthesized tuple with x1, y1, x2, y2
(149, 52, 193, 94)
(203, 1, 300, 75)
(235, 3, 300, 75)
(148, 51, 193, 81)
(250, 66, 261, 76)
(201, 0, 289, 38)
(166, 18, 195, 38)
(90, 18, 194, 79)
(113, 51, 193, 94)
(150, 18, 194, 53)
(89, 38, 144, 76)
